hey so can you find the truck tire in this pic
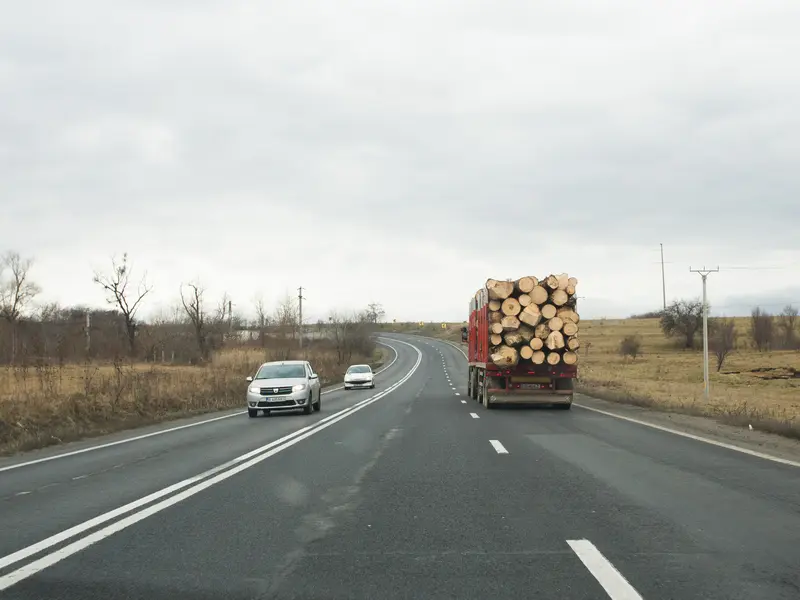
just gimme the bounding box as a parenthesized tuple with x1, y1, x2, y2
(482, 379, 494, 409)
(467, 367, 473, 398)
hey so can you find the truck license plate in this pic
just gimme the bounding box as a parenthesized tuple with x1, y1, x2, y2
(520, 383, 545, 390)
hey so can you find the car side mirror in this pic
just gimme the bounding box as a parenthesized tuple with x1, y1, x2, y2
(246, 376, 253, 382)
(309, 373, 318, 380)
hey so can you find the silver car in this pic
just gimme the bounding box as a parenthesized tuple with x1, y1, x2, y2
(245, 360, 321, 418)
(344, 364, 375, 390)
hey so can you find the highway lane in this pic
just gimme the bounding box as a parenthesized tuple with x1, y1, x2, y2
(0, 339, 413, 563)
(1, 334, 799, 598)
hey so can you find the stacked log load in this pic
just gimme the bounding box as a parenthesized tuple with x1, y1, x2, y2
(484, 274, 580, 368)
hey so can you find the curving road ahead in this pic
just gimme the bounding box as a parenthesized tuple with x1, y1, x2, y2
(0, 335, 798, 599)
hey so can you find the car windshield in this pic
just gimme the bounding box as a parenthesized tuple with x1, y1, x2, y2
(255, 364, 306, 379)
(347, 365, 371, 373)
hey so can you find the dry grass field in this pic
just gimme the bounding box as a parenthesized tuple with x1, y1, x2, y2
(0, 345, 385, 455)
(577, 318, 800, 436)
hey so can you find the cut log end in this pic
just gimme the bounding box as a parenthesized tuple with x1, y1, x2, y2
(563, 351, 578, 365)
(548, 316, 564, 332)
(567, 337, 580, 351)
(501, 315, 521, 331)
(531, 350, 546, 365)
(490, 333, 504, 346)
(563, 321, 578, 336)
(545, 330, 565, 350)
(518, 294, 532, 307)
(550, 289, 569, 306)
(544, 275, 560, 290)
(547, 352, 561, 365)
(501, 297, 522, 316)
(519, 304, 542, 327)
(529, 337, 543, 351)
(541, 304, 557, 320)
(556, 273, 570, 290)
(486, 279, 515, 300)
(520, 346, 534, 360)
(516, 276, 537, 293)
(489, 311, 503, 324)
(504, 331, 525, 346)
(490, 322, 504, 335)
(530, 286, 548, 305)
(488, 299, 502, 312)
(491, 345, 519, 368)
(535, 323, 551, 340)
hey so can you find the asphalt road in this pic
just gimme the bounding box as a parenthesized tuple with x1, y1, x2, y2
(0, 335, 798, 599)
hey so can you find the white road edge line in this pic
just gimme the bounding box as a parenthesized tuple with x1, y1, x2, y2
(0, 341, 400, 474)
(0, 340, 422, 591)
(567, 539, 643, 600)
(574, 403, 800, 468)
(460, 400, 467, 404)
(489, 440, 508, 454)
(431, 335, 800, 469)
(470, 413, 480, 419)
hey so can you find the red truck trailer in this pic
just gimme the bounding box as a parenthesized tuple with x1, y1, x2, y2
(467, 283, 576, 409)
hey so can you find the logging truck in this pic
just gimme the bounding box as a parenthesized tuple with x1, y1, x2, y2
(466, 275, 579, 409)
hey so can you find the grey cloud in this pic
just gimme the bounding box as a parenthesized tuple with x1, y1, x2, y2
(2, 1, 800, 316)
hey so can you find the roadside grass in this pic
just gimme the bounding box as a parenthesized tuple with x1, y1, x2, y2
(0, 345, 386, 456)
(578, 318, 800, 439)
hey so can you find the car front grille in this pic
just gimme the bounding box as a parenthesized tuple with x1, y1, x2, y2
(256, 399, 297, 408)
(259, 386, 293, 396)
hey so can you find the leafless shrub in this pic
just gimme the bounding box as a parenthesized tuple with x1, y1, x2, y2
(619, 335, 642, 359)
(180, 282, 210, 362)
(751, 307, 774, 352)
(777, 305, 798, 350)
(709, 317, 736, 371)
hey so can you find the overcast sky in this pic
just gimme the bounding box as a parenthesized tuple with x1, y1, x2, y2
(2, 0, 799, 322)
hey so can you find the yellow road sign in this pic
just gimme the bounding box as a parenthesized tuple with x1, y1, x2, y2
(441, 323, 447, 329)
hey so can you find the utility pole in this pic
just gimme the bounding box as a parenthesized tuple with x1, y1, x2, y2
(660, 243, 666, 311)
(228, 299, 233, 334)
(689, 266, 719, 400)
(297, 286, 305, 350)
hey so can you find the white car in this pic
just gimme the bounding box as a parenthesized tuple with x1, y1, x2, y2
(344, 364, 375, 390)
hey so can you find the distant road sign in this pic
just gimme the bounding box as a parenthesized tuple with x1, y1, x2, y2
(419, 321, 424, 326)
(441, 323, 447, 329)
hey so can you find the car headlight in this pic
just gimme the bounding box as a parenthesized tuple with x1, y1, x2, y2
(249, 386, 260, 394)
(292, 383, 308, 392)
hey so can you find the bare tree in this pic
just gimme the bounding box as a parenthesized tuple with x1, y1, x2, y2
(254, 295, 269, 347)
(777, 304, 798, 349)
(709, 317, 736, 371)
(0, 251, 41, 362)
(366, 302, 386, 324)
(93, 253, 151, 357)
(750, 307, 774, 352)
(274, 293, 299, 341)
(659, 299, 704, 349)
(180, 282, 209, 361)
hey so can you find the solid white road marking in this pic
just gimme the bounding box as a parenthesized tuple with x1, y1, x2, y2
(567, 539, 643, 600)
(455, 393, 460, 396)
(574, 403, 800, 469)
(0, 340, 423, 591)
(461, 400, 467, 404)
(14, 491, 30, 497)
(0, 342, 400, 474)
(470, 413, 480, 419)
(489, 440, 508, 454)
(431, 336, 800, 470)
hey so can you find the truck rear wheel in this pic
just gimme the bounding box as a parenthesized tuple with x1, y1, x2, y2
(482, 378, 493, 409)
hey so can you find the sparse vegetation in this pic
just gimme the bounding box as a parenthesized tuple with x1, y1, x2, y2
(578, 317, 799, 439)
(619, 335, 642, 359)
(0, 249, 386, 455)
